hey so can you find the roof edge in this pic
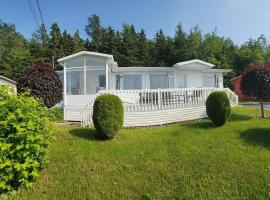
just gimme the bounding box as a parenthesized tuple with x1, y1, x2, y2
(173, 59, 215, 68)
(58, 51, 113, 62)
(0, 76, 17, 84)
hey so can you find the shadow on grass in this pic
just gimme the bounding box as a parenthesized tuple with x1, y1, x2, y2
(229, 113, 253, 122)
(240, 128, 270, 148)
(69, 128, 99, 140)
(182, 121, 216, 129)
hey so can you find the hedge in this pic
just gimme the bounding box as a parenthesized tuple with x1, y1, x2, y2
(206, 91, 231, 126)
(92, 94, 124, 139)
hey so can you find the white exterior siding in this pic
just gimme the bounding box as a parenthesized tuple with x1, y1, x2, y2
(58, 52, 231, 122)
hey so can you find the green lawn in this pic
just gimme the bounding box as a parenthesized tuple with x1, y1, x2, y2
(9, 107, 270, 200)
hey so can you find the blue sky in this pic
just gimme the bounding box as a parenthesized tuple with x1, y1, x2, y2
(1, 0, 269, 45)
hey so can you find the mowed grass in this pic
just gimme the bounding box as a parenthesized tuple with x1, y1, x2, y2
(9, 107, 270, 200)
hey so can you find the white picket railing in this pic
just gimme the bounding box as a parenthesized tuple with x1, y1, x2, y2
(81, 88, 238, 127)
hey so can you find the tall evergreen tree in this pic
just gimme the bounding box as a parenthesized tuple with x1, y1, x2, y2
(120, 24, 139, 66)
(49, 23, 63, 69)
(62, 30, 74, 56)
(73, 30, 85, 53)
(173, 23, 187, 63)
(137, 29, 152, 66)
(85, 14, 102, 51)
(153, 29, 174, 66)
(99, 26, 116, 55)
(32, 24, 49, 46)
(185, 25, 203, 59)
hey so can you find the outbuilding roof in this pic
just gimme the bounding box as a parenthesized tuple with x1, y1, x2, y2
(0, 75, 17, 85)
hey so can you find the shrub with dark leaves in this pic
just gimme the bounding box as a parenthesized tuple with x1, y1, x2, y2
(240, 63, 270, 118)
(17, 63, 62, 108)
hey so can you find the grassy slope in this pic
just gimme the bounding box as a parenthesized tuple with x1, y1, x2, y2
(10, 107, 270, 200)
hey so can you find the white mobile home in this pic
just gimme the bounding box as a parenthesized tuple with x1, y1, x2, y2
(58, 51, 237, 126)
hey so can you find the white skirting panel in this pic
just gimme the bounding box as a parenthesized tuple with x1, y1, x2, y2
(65, 105, 208, 127)
(64, 106, 83, 121)
(123, 106, 207, 127)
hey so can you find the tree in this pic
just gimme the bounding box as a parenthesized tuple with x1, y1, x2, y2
(185, 25, 203, 59)
(240, 64, 270, 118)
(99, 26, 116, 55)
(153, 29, 174, 66)
(49, 23, 63, 69)
(30, 24, 50, 64)
(173, 23, 187, 63)
(0, 20, 32, 80)
(120, 24, 139, 66)
(73, 30, 85, 52)
(85, 14, 102, 51)
(137, 29, 152, 66)
(62, 30, 74, 56)
(17, 63, 63, 108)
(32, 24, 49, 46)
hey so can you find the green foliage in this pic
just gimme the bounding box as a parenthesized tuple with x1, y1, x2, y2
(206, 91, 231, 126)
(0, 85, 53, 194)
(9, 107, 270, 200)
(49, 107, 63, 121)
(1, 16, 270, 82)
(92, 94, 124, 139)
(0, 20, 33, 80)
(17, 63, 63, 108)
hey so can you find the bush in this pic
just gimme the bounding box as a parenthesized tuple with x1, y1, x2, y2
(92, 94, 124, 139)
(17, 63, 62, 108)
(49, 107, 64, 121)
(240, 64, 270, 118)
(206, 91, 231, 126)
(0, 85, 53, 194)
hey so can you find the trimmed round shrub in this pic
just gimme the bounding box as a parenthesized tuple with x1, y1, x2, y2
(0, 85, 53, 194)
(206, 91, 231, 126)
(17, 63, 62, 108)
(92, 94, 124, 139)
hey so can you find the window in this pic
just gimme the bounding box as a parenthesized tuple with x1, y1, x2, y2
(116, 74, 142, 90)
(202, 74, 216, 87)
(66, 69, 84, 95)
(99, 75, 106, 87)
(176, 74, 186, 88)
(150, 74, 169, 89)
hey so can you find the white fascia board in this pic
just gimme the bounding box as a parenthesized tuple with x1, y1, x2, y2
(57, 51, 113, 62)
(111, 67, 176, 73)
(173, 59, 215, 68)
(203, 69, 231, 73)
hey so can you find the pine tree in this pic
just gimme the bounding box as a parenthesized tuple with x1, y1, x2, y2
(49, 23, 63, 69)
(120, 24, 139, 66)
(137, 29, 152, 66)
(99, 26, 117, 55)
(32, 24, 49, 46)
(185, 25, 203, 59)
(174, 23, 187, 62)
(62, 30, 74, 56)
(73, 30, 85, 53)
(85, 14, 102, 51)
(31, 24, 50, 63)
(153, 29, 174, 66)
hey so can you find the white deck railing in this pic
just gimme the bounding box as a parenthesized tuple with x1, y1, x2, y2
(81, 88, 238, 127)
